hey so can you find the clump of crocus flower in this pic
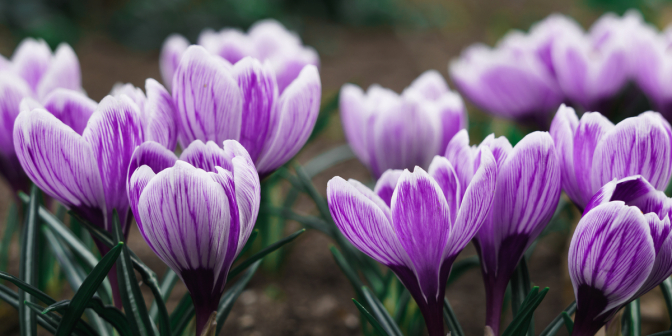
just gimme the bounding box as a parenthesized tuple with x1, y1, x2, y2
(445, 130, 561, 335)
(550, 104, 672, 211)
(568, 175, 672, 336)
(327, 146, 497, 336)
(160, 19, 319, 93)
(340, 70, 467, 178)
(128, 139, 260, 336)
(0, 38, 82, 193)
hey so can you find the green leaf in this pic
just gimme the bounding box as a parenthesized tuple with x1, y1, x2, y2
(501, 287, 549, 336)
(228, 228, 305, 280)
(302, 144, 356, 177)
(624, 299, 641, 336)
(308, 91, 340, 142)
(393, 290, 410, 324)
(0, 271, 56, 305)
(237, 229, 258, 258)
(538, 301, 576, 336)
(510, 258, 533, 336)
(43, 298, 133, 336)
(0, 285, 59, 335)
(443, 298, 465, 336)
(25, 301, 97, 336)
(561, 311, 573, 335)
(215, 260, 262, 335)
(0, 203, 19, 276)
(19, 184, 40, 336)
(170, 293, 193, 336)
(112, 210, 156, 336)
(360, 286, 402, 336)
(329, 246, 364, 297)
(660, 278, 672, 329)
(353, 298, 390, 336)
(149, 268, 178, 322)
(264, 207, 332, 234)
(447, 255, 480, 287)
(55, 241, 123, 336)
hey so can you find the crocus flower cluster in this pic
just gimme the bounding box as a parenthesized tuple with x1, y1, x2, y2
(550, 104, 672, 211)
(445, 130, 561, 335)
(327, 147, 497, 336)
(340, 70, 467, 178)
(569, 176, 672, 336)
(450, 11, 658, 122)
(160, 19, 319, 93)
(0, 38, 82, 193)
(128, 139, 260, 336)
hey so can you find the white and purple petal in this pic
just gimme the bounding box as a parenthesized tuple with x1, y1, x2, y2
(159, 34, 189, 92)
(42, 89, 96, 135)
(36, 43, 81, 100)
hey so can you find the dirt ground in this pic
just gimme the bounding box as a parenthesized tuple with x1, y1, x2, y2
(1, 1, 672, 334)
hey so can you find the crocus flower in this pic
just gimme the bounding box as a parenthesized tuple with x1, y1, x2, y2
(172, 45, 321, 176)
(327, 147, 497, 336)
(128, 139, 260, 335)
(568, 175, 672, 336)
(549, 104, 672, 211)
(160, 19, 319, 93)
(445, 130, 561, 335)
(633, 23, 672, 119)
(0, 38, 81, 193)
(340, 70, 467, 178)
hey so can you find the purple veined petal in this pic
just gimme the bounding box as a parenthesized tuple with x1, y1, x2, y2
(427, 156, 461, 224)
(42, 88, 96, 135)
(212, 29, 255, 64)
(446, 147, 497, 260)
(478, 133, 512, 170)
(405, 70, 450, 101)
(255, 65, 320, 174)
(573, 111, 614, 209)
(127, 141, 178, 189)
(110, 83, 147, 112)
(374, 169, 403, 208)
(271, 47, 320, 93)
(550, 104, 582, 207)
(207, 166, 241, 284)
(143, 78, 178, 150)
(159, 34, 189, 92)
(127, 165, 156, 247)
(339, 84, 371, 167)
(248, 19, 303, 59)
(349, 178, 392, 222)
(434, 91, 467, 154)
(327, 176, 409, 267)
(232, 57, 278, 162)
(444, 129, 477, 198)
(391, 167, 452, 301)
(591, 113, 672, 195)
(83, 95, 144, 230)
(19, 97, 43, 114)
(36, 43, 81, 100)
(0, 72, 33, 159)
(13, 108, 106, 218)
(635, 213, 672, 297)
(568, 202, 654, 320)
(222, 140, 260, 254)
(11, 38, 52, 92)
(179, 140, 233, 172)
(172, 45, 243, 148)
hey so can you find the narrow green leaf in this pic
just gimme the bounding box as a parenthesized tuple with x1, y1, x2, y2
(561, 311, 574, 334)
(215, 260, 262, 335)
(539, 301, 576, 336)
(443, 298, 465, 336)
(25, 301, 97, 336)
(660, 278, 672, 329)
(0, 271, 55, 305)
(353, 298, 390, 336)
(228, 228, 305, 280)
(501, 286, 549, 336)
(393, 290, 410, 324)
(625, 299, 641, 336)
(360, 286, 402, 336)
(0, 285, 60, 334)
(308, 91, 340, 142)
(264, 207, 332, 234)
(112, 210, 156, 336)
(447, 255, 480, 287)
(55, 242, 123, 336)
(329, 246, 364, 296)
(170, 293, 194, 336)
(302, 144, 355, 177)
(0, 203, 19, 275)
(149, 268, 178, 321)
(43, 298, 133, 336)
(237, 229, 258, 258)
(19, 184, 40, 336)
(510, 258, 533, 336)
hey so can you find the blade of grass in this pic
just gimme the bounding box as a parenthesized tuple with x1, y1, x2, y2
(19, 184, 40, 336)
(539, 301, 577, 336)
(329, 246, 364, 297)
(25, 301, 97, 336)
(361, 286, 403, 336)
(44, 298, 133, 336)
(443, 298, 465, 336)
(215, 260, 262, 335)
(501, 287, 549, 336)
(510, 258, 533, 336)
(149, 268, 178, 322)
(353, 298, 389, 336)
(170, 293, 193, 336)
(625, 299, 641, 336)
(561, 311, 574, 334)
(0, 285, 60, 334)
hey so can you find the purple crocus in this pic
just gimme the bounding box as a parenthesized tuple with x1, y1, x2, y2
(128, 139, 260, 335)
(327, 147, 498, 336)
(0, 38, 81, 193)
(171, 45, 321, 176)
(340, 70, 467, 178)
(633, 23, 672, 119)
(160, 19, 319, 93)
(568, 175, 672, 336)
(444, 130, 561, 335)
(550, 104, 672, 211)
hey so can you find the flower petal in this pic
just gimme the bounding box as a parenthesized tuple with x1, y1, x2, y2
(444, 129, 476, 199)
(143, 79, 177, 150)
(591, 112, 672, 195)
(13, 108, 105, 220)
(83, 95, 144, 227)
(232, 57, 277, 162)
(406, 70, 450, 100)
(569, 201, 654, 315)
(427, 156, 461, 223)
(255, 65, 320, 174)
(127, 141, 178, 187)
(0, 73, 32, 159)
(584, 175, 672, 219)
(573, 112, 614, 207)
(36, 43, 81, 100)
(391, 167, 451, 301)
(327, 176, 408, 267)
(374, 169, 403, 208)
(172, 46, 242, 148)
(550, 104, 582, 207)
(43, 89, 96, 135)
(636, 214, 672, 297)
(339, 84, 371, 167)
(127, 165, 156, 246)
(11, 38, 52, 92)
(179, 140, 233, 172)
(435, 92, 467, 153)
(159, 34, 189, 92)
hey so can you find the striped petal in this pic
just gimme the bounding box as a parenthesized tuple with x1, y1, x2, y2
(339, 84, 371, 167)
(636, 213, 672, 297)
(574, 112, 614, 208)
(427, 156, 461, 224)
(127, 141, 178, 186)
(159, 34, 189, 92)
(550, 104, 582, 207)
(11, 38, 52, 92)
(172, 45, 243, 148)
(374, 169, 403, 208)
(143, 78, 177, 150)
(42, 89, 96, 135)
(0, 72, 32, 159)
(179, 140, 233, 172)
(444, 129, 476, 199)
(36, 43, 81, 100)
(584, 175, 671, 219)
(255, 65, 320, 174)
(127, 165, 156, 245)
